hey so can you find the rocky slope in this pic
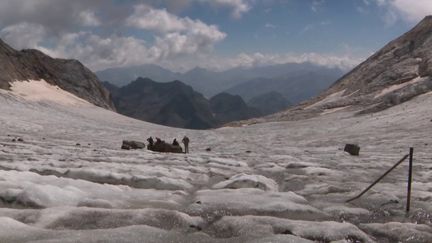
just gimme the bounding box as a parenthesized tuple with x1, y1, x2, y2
(0, 39, 114, 110)
(267, 16, 432, 122)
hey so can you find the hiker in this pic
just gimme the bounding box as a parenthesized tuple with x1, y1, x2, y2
(147, 137, 154, 146)
(172, 138, 179, 146)
(146, 137, 154, 150)
(155, 137, 162, 145)
(182, 136, 190, 153)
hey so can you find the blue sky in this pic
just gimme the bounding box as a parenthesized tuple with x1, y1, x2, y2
(0, 0, 430, 72)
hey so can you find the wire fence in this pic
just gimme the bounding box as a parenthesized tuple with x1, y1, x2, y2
(346, 147, 414, 212)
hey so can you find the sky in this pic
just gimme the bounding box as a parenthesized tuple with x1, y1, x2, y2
(0, 0, 431, 72)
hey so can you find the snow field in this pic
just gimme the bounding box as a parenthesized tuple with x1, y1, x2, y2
(0, 84, 431, 242)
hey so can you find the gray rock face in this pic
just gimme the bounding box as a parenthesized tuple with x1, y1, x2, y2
(269, 16, 432, 121)
(0, 38, 114, 110)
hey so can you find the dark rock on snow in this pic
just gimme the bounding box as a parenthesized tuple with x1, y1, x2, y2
(344, 144, 360, 156)
(121, 140, 146, 150)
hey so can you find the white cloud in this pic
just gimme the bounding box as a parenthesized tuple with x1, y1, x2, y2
(232, 52, 362, 70)
(382, 9, 398, 26)
(0, 20, 362, 72)
(78, 10, 101, 27)
(1, 3, 227, 71)
(300, 21, 331, 34)
(126, 5, 187, 33)
(362, 0, 371, 6)
(194, 52, 364, 72)
(44, 33, 160, 71)
(375, 0, 387, 6)
(264, 23, 276, 29)
(0, 0, 362, 73)
(0, 23, 159, 71)
(373, 0, 432, 23)
(126, 4, 226, 37)
(311, 0, 325, 13)
(0, 0, 105, 32)
(390, 0, 432, 22)
(126, 4, 226, 58)
(201, 0, 252, 18)
(0, 22, 47, 50)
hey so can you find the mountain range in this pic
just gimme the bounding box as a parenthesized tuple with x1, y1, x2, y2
(96, 62, 344, 105)
(96, 64, 180, 87)
(103, 78, 262, 129)
(225, 67, 344, 104)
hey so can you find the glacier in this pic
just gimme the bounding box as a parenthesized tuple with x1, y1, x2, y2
(0, 81, 431, 242)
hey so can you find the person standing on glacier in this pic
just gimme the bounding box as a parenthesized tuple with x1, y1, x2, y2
(182, 136, 190, 153)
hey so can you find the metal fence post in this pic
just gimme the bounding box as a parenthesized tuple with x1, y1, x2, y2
(406, 147, 414, 212)
(346, 154, 409, 203)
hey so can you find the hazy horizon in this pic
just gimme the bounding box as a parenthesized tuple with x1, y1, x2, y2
(0, 0, 430, 72)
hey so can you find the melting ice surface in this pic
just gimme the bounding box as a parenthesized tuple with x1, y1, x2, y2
(0, 81, 431, 242)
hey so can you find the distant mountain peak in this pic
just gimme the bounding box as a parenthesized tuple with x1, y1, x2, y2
(96, 64, 178, 87)
(184, 66, 215, 75)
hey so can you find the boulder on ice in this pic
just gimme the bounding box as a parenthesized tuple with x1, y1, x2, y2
(121, 140, 146, 150)
(344, 144, 360, 156)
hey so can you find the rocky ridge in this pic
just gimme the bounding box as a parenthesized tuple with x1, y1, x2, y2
(0, 38, 114, 110)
